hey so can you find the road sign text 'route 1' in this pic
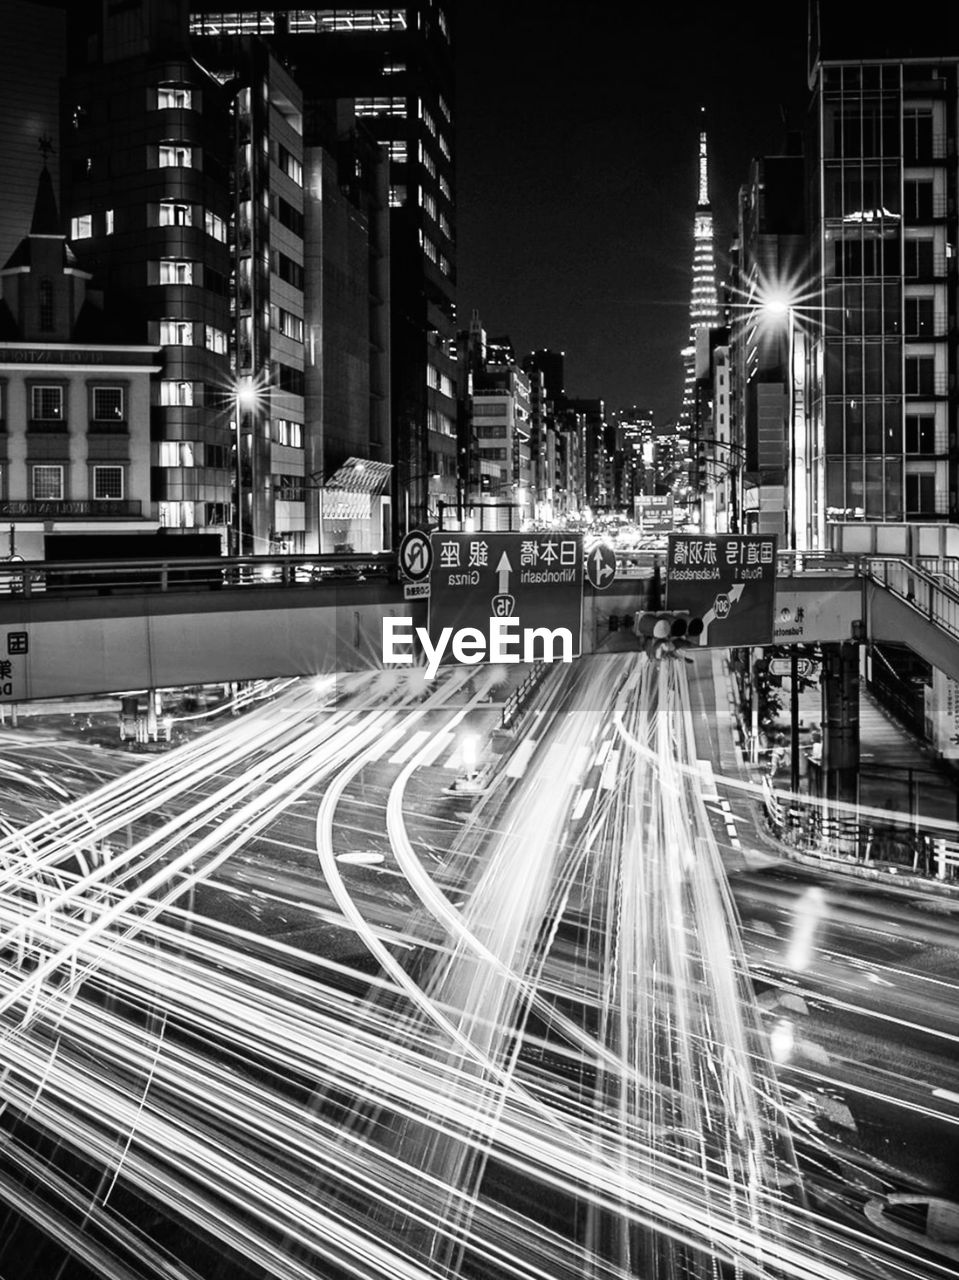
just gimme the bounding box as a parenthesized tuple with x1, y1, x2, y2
(664, 534, 778, 648)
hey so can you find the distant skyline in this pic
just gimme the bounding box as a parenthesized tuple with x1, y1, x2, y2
(455, 1, 810, 424)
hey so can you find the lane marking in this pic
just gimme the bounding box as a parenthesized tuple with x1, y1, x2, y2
(599, 750, 620, 791)
(932, 1088, 959, 1105)
(572, 788, 593, 821)
(505, 739, 538, 779)
(389, 729, 430, 764)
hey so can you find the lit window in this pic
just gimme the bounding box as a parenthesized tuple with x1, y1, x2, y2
(158, 500, 195, 528)
(31, 385, 63, 420)
(70, 214, 93, 239)
(272, 418, 303, 448)
(276, 143, 302, 186)
(205, 325, 228, 354)
(93, 466, 123, 499)
(204, 209, 227, 241)
(159, 380, 194, 406)
(32, 465, 63, 499)
(158, 441, 196, 467)
(104, 208, 114, 234)
(159, 260, 193, 285)
(158, 143, 192, 168)
(159, 201, 192, 227)
(157, 86, 192, 110)
(160, 320, 194, 345)
(92, 386, 124, 420)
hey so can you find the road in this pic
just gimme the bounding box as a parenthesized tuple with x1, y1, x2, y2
(0, 659, 955, 1278)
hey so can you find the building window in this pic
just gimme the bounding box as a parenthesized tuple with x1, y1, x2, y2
(905, 414, 936, 453)
(32, 465, 63, 499)
(903, 180, 934, 222)
(270, 305, 303, 342)
(157, 86, 192, 110)
(275, 474, 304, 501)
(104, 208, 114, 234)
(272, 418, 302, 448)
(158, 441, 196, 467)
(31, 385, 63, 420)
(38, 279, 54, 331)
(205, 325, 228, 354)
(159, 259, 193, 285)
(70, 214, 92, 239)
(92, 386, 124, 420)
(159, 201, 192, 227)
(904, 297, 934, 338)
(905, 471, 936, 515)
(159, 380, 194, 406)
(160, 319, 194, 345)
(93, 466, 123, 499)
(904, 239, 934, 279)
(905, 356, 935, 396)
(158, 500, 195, 528)
(276, 143, 302, 186)
(158, 143, 193, 168)
(903, 107, 933, 162)
(204, 209, 227, 241)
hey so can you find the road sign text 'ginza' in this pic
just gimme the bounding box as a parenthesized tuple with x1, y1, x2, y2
(382, 617, 575, 679)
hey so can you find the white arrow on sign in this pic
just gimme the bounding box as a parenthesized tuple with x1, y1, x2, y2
(590, 546, 615, 586)
(698, 582, 745, 643)
(496, 551, 513, 595)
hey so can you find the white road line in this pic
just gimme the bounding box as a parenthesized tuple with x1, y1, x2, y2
(419, 732, 454, 767)
(599, 749, 620, 791)
(592, 738, 612, 768)
(572, 788, 593, 821)
(697, 758, 719, 801)
(932, 1088, 959, 1105)
(365, 724, 405, 762)
(505, 739, 538, 779)
(388, 729, 430, 765)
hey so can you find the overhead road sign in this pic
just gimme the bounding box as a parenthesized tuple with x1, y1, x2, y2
(665, 534, 778, 648)
(398, 530, 432, 582)
(584, 542, 617, 590)
(427, 532, 583, 665)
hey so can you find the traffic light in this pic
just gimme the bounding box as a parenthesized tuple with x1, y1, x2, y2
(633, 611, 704, 659)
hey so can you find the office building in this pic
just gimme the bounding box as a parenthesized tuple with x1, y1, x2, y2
(807, 1, 959, 547)
(190, 3, 457, 540)
(59, 0, 236, 548)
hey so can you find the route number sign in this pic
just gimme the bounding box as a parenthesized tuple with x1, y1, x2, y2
(665, 534, 778, 648)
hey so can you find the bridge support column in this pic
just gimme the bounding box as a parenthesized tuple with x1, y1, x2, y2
(821, 642, 860, 817)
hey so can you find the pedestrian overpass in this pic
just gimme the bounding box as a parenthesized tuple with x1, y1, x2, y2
(2, 551, 959, 702)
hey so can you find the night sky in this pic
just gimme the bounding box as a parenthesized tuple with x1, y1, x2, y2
(455, 0, 811, 424)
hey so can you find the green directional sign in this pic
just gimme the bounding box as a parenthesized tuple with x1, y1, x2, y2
(664, 534, 778, 648)
(427, 531, 583, 664)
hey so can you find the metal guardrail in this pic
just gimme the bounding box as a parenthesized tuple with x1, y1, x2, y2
(0, 553, 397, 597)
(761, 775, 959, 882)
(501, 661, 547, 731)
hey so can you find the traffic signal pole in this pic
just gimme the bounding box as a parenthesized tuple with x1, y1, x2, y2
(790, 647, 800, 794)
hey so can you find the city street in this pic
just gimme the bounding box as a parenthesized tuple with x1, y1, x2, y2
(0, 660, 956, 1278)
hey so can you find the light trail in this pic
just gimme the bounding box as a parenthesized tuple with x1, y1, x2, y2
(0, 664, 953, 1279)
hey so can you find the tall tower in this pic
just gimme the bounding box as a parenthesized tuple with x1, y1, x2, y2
(679, 110, 720, 431)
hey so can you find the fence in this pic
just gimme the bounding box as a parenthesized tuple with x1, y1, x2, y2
(760, 775, 959, 882)
(501, 661, 547, 731)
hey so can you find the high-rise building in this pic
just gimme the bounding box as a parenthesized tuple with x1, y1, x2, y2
(730, 151, 806, 537)
(807, 0, 959, 547)
(190, 3, 457, 541)
(679, 110, 721, 445)
(59, 0, 236, 547)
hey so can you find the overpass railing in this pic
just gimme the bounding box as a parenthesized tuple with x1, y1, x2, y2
(863, 556, 959, 645)
(0, 552, 397, 598)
